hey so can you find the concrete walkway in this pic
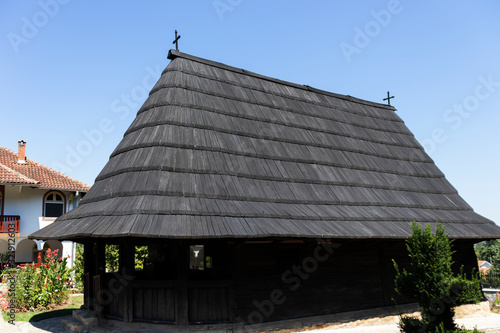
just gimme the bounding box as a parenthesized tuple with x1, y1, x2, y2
(1, 304, 500, 332)
(294, 314, 500, 333)
(0, 314, 71, 333)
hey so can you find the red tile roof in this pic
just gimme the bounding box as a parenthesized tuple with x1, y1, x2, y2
(0, 147, 90, 192)
(478, 260, 492, 275)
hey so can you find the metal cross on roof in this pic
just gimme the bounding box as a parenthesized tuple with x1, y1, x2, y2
(173, 30, 181, 51)
(383, 91, 394, 106)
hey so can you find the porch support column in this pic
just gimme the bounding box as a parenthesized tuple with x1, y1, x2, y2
(175, 240, 189, 325)
(377, 242, 393, 306)
(83, 241, 93, 310)
(121, 240, 135, 322)
(93, 241, 105, 316)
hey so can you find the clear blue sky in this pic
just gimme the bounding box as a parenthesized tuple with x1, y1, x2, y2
(1, 1, 499, 226)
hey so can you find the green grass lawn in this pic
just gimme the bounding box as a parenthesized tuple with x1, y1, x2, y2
(2, 294, 83, 322)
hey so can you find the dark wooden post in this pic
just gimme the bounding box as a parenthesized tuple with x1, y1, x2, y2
(175, 240, 189, 325)
(93, 241, 105, 316)
(121, 241, 135, 322)
(83, 242, 93, 310)
(377, 243, 393, 306)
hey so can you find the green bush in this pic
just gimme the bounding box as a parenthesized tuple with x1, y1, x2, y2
(398, 316, 424, 333)
(2, 249, 71, 311)
(0, 252, 13, 275)
(394, 222, 483, 332)
(492, 291, 500, 307)
(72, 243, 84, 291)
(450, 270, 483, 305)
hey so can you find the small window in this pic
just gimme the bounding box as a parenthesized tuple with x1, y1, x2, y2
(105, 244, 120, 273)
(135, 245, 149, 271)
(44, 191, 65, 218)
(190, 245, 205, 270)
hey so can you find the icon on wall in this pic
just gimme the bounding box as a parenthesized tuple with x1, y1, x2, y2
(190, 245, 204, 270)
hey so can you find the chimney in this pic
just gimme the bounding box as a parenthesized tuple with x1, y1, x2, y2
(18, 140, 26, 164)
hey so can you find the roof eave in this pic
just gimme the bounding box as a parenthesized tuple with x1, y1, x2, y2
(28, 233, 500, 242)
(0, 182, 39, 187)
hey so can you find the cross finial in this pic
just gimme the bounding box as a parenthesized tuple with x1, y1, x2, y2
(383, 91, 394, 106)
(173, 30, 181, 51)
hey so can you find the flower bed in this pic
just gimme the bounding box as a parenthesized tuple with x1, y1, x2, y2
(0, 249, 72, 312)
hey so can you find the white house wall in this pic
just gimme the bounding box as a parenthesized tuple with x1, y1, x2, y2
(1, 185, 77, 266)
(62, 240, 75, 267)
(4, 186, 44, 236)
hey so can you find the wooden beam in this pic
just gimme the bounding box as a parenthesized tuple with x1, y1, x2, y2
(121, 241, 135, 322)
(377, 243, 393, 306)
(244, 240, 274, 244)
(175, 240, 189, 325)
(93, 241, 105, 317)
(83, 242, 92, 310)
(280, 240, 304, 244)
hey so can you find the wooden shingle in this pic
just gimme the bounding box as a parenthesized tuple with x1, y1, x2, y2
(30, 50, 500, 241)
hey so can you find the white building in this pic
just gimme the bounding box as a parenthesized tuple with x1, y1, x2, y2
(0, 140, 90, 267)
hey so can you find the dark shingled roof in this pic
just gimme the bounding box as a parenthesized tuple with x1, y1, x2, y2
(29, 50, 500, 241)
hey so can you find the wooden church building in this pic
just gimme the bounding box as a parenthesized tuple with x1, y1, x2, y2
(30, 50, 500, 327)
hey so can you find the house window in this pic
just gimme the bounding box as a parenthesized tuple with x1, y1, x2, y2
(43, 191, 65, 218)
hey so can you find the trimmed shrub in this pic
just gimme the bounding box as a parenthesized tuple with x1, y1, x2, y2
(394, 222, 483, 332)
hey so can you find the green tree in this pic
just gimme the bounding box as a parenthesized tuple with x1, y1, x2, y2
(475, 240, 500, 267)
(105, 244, 120, 272)
(134, 246, 149, 271)
(393, 222, 482, 332)
(474, 240, 500, 288)
(72, 243, 84, 290)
